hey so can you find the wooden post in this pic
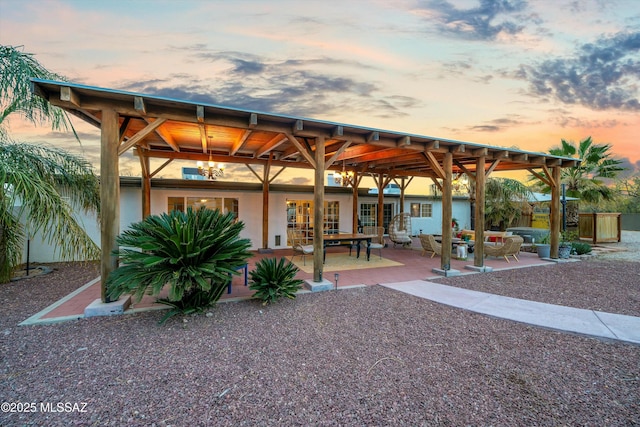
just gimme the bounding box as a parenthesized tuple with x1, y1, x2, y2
(100, 109, 120, 302)
(352, 171, 359, 233)
(377, 173, 384, 229)
(140, 153, 151, 219)
(399, 177, 405, 215)
(441, 152, 453, 270)
(474, 155, 486, 267)
(313, 136, 325, 282)
(262, 158, 271, 249)
(550, 166, 561, 259)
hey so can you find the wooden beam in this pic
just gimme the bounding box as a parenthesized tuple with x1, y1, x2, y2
(152, 119, 181, 152)
(199, 123, 208, 153)
(423, 151, 445, 179)
(232, 129, 253, 155)
(529, 156, 546, 165)
(60, 86, 80, 107)
(150, 159, 173, 178)
(255, 133, 286, 158)
(397, 136, 411, 147)
(425, 140, 440, 150)
(249, 113, 258, 128)
(285, 133, 316, 168)
(245, 164, 263, 182)
(485, 159, 501, 177)
(326, 140, 353, 169)
(336, 144, 381, 160)
(528, 168, 551, 187)
(430, 177, 443, 191)
(118, 117, 167, 155)
(542, 165, 556, 188)
(472, 147, 488, 156)
(118, 117, 131, 143)
(269, 166, 286, 183)
(492, 150, 510, 159)
(453, 159, 475, 179)
(511, 153, 528, 162)
(134, 96, 146, 115)
(367, 131, 379, 142)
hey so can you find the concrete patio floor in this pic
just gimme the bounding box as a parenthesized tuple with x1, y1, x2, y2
(21, 237, 556, 325)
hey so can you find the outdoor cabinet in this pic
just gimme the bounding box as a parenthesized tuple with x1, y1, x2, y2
(579, 213, 621, 243)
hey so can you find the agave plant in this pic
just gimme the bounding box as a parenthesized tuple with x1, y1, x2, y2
(249, 257, 303, 305)
(106, 207, 251, 323)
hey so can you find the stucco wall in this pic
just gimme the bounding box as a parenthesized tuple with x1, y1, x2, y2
(20, 186, 470, 263)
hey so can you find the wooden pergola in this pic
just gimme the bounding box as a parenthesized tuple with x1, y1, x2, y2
(32, 79, 578, 301)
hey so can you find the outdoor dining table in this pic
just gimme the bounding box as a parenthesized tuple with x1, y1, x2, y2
(322, 233, 377, 261)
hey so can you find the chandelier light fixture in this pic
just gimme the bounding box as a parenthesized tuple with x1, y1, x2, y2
(197, 152, 224, 180)
(339, 162, 353, 187)
(452, 173, 468, 192)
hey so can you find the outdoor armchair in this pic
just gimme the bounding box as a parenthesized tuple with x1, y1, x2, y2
(419, 234, 433, 257)
(483, 235, 523, 263)
(421, 234, 442, 258)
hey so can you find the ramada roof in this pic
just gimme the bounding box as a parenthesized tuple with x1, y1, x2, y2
(31, 78, 578, 179)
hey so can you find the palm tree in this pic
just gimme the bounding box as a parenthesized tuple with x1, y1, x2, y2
(0, 45, 100, 283)
(530, 137, 624, 223)
(484, 177, 532, 231)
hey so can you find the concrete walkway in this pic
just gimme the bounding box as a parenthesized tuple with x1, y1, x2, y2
(381, 280, 640, 345)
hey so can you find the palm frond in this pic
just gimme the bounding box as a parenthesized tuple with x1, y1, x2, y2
(0, 45, 77, 139)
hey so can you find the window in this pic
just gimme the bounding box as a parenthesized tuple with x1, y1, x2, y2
(167, 196, 239, 219)
(411, 203, 432, 218)
(168, 197, 185, 212)
(286, 200, 340, 244)
(359, 203, 377, 227)
(359, 203, 394, 233)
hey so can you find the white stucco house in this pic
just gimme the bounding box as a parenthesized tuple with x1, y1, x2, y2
(22, 175, 471, 264)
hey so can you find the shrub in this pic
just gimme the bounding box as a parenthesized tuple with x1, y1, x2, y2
(249, 257, 303, 305)
(106, 207, 252, 323)
(571, 241, 592, 255)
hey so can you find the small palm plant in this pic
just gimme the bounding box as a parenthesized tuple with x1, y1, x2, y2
(106, 207, 251, 323)
(249, 257, 303, 305)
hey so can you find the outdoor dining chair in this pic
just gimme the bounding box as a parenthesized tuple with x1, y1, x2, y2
(287, 228, 314, 265)
(363, 226, 385, 259)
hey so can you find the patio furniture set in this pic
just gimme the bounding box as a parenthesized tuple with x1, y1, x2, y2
(419, 230, 524, 263)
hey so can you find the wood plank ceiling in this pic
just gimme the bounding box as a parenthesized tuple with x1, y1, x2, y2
(32, 79, 578, 180)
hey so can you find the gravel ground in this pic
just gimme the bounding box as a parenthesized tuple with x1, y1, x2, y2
(1, 237, 639, 426)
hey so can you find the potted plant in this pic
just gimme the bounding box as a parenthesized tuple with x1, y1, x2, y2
(558, 231, 573, 259)
(536, 233, 551, 258)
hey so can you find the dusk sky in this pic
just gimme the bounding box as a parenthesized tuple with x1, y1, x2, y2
(1, 0, 638, 188)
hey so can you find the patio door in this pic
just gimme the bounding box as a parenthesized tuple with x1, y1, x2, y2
(359, 203, 394, 234)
